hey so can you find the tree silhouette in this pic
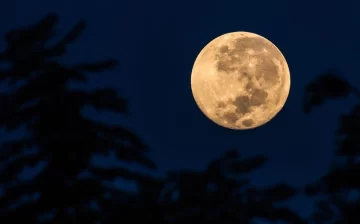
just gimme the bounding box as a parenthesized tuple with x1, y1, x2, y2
(0, 13, 156, 223)
(303, 70, 360, 223)
(110, 149, 305, 224)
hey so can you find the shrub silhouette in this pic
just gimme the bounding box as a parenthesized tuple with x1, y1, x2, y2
(0, 13, 155, 223)
(304, 70, 360, 223)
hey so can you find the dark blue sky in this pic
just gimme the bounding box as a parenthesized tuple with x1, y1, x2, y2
(1, 0, 360, 218)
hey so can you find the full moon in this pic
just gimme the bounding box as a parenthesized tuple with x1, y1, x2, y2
(191, 31, 290, 130)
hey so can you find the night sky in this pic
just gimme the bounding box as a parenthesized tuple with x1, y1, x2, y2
(1, 0, 360, 218)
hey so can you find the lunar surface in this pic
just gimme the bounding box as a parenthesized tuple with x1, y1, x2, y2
(190, 31, 290, 130)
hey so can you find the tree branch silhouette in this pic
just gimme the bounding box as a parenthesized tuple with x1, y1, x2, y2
(304, 70, 360, 223)
(0, 13, 155, 223)
(121, 149, 305, 224)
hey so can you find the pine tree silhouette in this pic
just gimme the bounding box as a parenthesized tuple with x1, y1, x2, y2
(303, 70, 360, 223)
(0, 13, 156, 223)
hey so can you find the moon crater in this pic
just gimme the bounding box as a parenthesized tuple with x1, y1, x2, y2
(191, 32, 290, 129)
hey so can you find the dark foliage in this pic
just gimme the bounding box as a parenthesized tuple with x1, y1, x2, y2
(0, 13, 155, 223)
(155, 149, 305, 223)
(108, 149, 304, 224)
(304, 72, 360, 223)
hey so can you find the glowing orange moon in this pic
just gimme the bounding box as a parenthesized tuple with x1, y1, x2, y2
(191, 31, 290, 130)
